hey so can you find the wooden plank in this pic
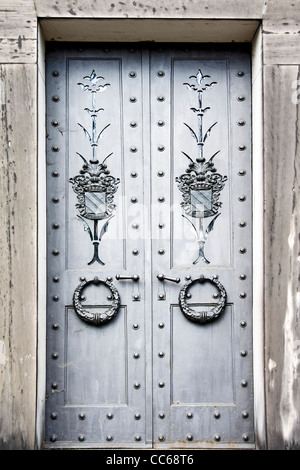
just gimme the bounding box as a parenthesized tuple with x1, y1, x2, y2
(263, 34, 300, 65)
(35, 0, 266, 19)
(0, 4, 37, 63)
(264, 65, 300, 450)
(0, 64, 37, 449)
(40, 18, 260, 43)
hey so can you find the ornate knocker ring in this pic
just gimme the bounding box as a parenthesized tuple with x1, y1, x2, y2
(73, 277, 120, 326)
(179, 275, 227, 324)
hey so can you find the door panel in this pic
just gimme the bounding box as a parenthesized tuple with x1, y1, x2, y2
(45, 44, 253, 449)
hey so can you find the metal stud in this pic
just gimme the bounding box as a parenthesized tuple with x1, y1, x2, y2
(106, 435, 113, 442)
(52, 95, 60, 102)
(158, 223, 165, 229)
(158, 322, 165, 328)
(129, 96, 137, 102)
(238, 119, 246, 126)
(135, 413, 141, 420)
(133, 352, 140, 359)
(134, 382, 141, 389)
(186, 412, 193, 419)
(158, 145, 165, 151)
(52, 276, 60, 283)
(131, 197, 138, 203)
(240, 321, 247, 328)
(157, 96, 165, 102)
(241, 411, 249, 419)
(158, 412, 165, 419)
(158, 293, 165, 300)
(52, 323, 59, 330)
(186, 434, 193, 441)
(130, 146, 137, 153)
(132, 249, 139, 255)
(242, 433, 249, 442)
(51, 146, 60, 152)
(237, 71, 245, 77)
(131, 171, 138, 178)
(135, 435, 141, 441)
(240, 349, 248, 357)
(50, 434, 57, 442)
(239, 221, 247, 227)
(132, 223, 139, 229)
(52, 296, 59, 302)
(133, 294, 140, 300)
(52, 70, 60, 77)
(52, 223, 60, 229)
(157, 170, 165, 177)
(51, 382, 58, 390)
(238, 169, 246, 176)
(241, 380, 248, 387)
(52, 171, 59, 177)
(132, 323, 139, 330)
(158, 249, 165, 255)
(214, 411, 221, 419)
(129, 71, 137, 78)
(158, 351, 165, 358)
(158, 435, 165, 442)
(214, 434, 221, 442)
(106, 413, 114, 420)
(50, 412, 57, 420)
(157, 120, 165, 126)
(240, 274, 247, 280)
(158, 381, 165, 388)
(238, 195, 246, 201)
(52, 249, 60, 256)
(239, 247, 247, 254)
(185, 275, 192, 280)
(51, 120, 59, 127)
(240, 292, 247, 298)
(51, 352, 59, 360)
(239, 145, 246, 151)
(78, 412, 86, 420)
(158, 196, 165, 203)
(157, 71, 165, 77)
(130, 121, 137, 127)
(237, 95, 246, 101)
(51, 197, 59, 204)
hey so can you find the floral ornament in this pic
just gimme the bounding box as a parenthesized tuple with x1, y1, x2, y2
(70, 70, 119, 265)
(176, 69, 227, 265)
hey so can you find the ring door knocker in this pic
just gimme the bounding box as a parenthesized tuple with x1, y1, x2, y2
(73, 276, 121, 326)
(178, 275, 227, 324)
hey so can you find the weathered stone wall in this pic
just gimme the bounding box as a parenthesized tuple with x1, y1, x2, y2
(0, 0, 299, 450)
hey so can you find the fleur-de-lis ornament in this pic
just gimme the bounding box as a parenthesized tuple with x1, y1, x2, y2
(176, 69, 227, 264)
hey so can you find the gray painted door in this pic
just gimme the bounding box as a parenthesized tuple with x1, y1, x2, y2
(45, 44, 253, 449)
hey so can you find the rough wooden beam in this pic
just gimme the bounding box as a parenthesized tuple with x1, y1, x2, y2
(0, 64, 37, 449)
(264, 64, 300, 450)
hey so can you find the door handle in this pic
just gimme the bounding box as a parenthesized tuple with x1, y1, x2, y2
(116, 274, 140, 282)
(116, 274, 140, 301)
(157, 274, 181, 283)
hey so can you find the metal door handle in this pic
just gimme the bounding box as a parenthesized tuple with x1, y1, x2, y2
(116, 274, 140, 282)
(157, 274, 180, 283)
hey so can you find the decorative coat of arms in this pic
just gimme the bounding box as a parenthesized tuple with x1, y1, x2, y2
(70, 70, 120, 265)
(176, 69, 227, 264)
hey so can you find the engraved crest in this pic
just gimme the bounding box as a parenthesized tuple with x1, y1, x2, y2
(69, 70, 120, 265)
(176, 69, 227, 264)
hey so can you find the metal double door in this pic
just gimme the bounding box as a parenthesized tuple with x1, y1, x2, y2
(45, 44, 253, 448)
